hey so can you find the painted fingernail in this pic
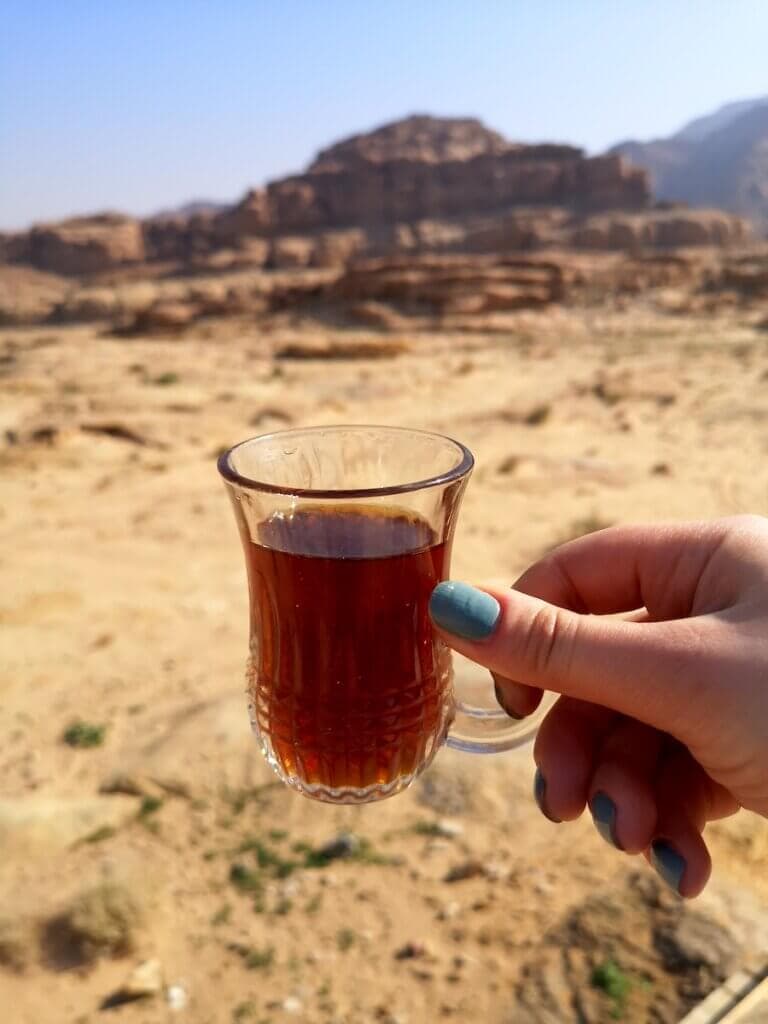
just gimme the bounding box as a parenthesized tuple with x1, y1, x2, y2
(650, 839, 686, 895)
(429, 582, 501, 641)
(493, 679, 524, 719)
(590, 791, 623, 851)
(533, 767, 561, 824)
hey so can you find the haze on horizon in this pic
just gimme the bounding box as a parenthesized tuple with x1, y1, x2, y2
(2, 0, 767, 231)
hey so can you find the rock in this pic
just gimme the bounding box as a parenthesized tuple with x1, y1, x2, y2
(215, 189, 272, 239)
(269, 236, 315, 269)
(101, 958, 163, 1007)
(316, 833, 360, 861)
(50, 286, 120, 323)
(232, 237, 270, 267)
(0, 795, 138, 854)
(143, 212, 218, 263)
(46, 882, 142, 966)
(443, 860, 486, 883)
(0, 916, 32, 972)
(435, 902, 461, 922)
(312, 115, 509, 169)
(348, 301, 408, 330)
(80, 422, 156, 446)
(523, 402, 552, 426)
(570, 209, 749, 251)
(657, 911, 739, 973)
(274, 336, 408, 360)
(416, 762, 473, 816)
(718, 255, 768, 297)
(99, 773, 169, 801)
(116, 299, 199, 336)
(0, 266, 67, 326)
(264, 117, 648, 232)
(23, 214, 145, 275)
(166, 985, 189, 1011)
(282, 996, 303, 1014)
(433, 820, 464, 839)
(122, 958, 163, 996)
(331, 255, 566, 315)
(394, 941, 430, 960)
(312, 229, 366, 267)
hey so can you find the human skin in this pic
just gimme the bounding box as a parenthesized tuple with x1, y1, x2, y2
(428, 515, 768, 898)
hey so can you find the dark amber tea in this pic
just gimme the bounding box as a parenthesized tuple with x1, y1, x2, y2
(221, 425, 536, 805)
(245, 505, 454, 795)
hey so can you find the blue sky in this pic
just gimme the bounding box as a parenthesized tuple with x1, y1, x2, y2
(2, 0, 767, 229)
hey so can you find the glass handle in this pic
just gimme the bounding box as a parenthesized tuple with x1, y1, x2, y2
(445, 656, 554, 754)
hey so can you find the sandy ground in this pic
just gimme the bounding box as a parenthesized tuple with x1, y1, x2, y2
(1, 301, 767, 1024)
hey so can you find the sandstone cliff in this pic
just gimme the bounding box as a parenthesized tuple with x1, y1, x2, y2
(0, 115, 754, 278)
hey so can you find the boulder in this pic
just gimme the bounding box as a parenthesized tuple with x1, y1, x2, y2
(268, 235, 315, 269)
(569, 209, 750, 251)
(0, 795, 138, 854)
(214, 188, 271, 239)
(26, 214, 145, 275)
(50, 287, 120, 323)
(0, 266, 67, 325)
(142, 212, 217, 263)
(331, 255, 565, 314)
(312, 229, 366, 267)
(114, 299, 199, 337)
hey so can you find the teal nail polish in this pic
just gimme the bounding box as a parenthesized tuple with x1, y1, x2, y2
(429, 582, 500, 641)
(650, 839, 686, 895)
(591, 791, 622, 850)
(533, 767, 561, 824)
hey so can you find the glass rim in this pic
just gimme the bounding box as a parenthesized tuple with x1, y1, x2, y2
(217, 424, 474, 499)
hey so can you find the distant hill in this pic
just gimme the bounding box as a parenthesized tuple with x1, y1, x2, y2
(610, 97, 768, 229)
(150, 199, 231, 221)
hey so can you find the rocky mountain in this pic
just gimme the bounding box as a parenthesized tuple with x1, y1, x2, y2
(0, 115, 755, 278)
(220, 114, 649, 237)
(611, 97, 768, 230)
(149, 199, 232, 222)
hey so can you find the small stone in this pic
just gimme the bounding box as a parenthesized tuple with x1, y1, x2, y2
(394, 941, 429, 960)
(443, 860, 486, 883)
(435, 820, 463, 838)
(166, 984, 188, 1011)
(483, 861, 505, 881)
(662, 911, 738, 972)
(99, 959, 162, 1010)
(100, 773, 166, 801)
(282, 995, 303, 1014)
(122, 958, 162, 997)
(316, 832, 360, 861)
(436, 901, 461, 921)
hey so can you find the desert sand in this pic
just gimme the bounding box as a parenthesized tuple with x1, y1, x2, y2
(1, 289, 768, 1024)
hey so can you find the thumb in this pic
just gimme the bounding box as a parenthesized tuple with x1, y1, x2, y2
(429, 581, 700, 733)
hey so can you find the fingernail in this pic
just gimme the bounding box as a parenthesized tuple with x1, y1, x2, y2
(429, 582, 501, 641)
(533, 767, 561, 824)
(493, 679, 524, 720)
(650, 839, 686, 895)
(590, 791, 623, 851)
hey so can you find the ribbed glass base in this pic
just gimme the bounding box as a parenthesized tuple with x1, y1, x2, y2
(247, 691, 450, 804)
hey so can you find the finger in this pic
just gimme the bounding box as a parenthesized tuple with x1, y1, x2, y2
(513, 519, 729, 620)
(429, 581, 706, 736)
(532, 697, 617, 823)
(587, 720, 663, 854)
(491, 672, 543, 719)
(645, 747, 715, 898)
(491, 608, 651, 719)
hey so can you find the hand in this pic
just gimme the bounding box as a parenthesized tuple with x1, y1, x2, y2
(429, 515, 768, 898)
